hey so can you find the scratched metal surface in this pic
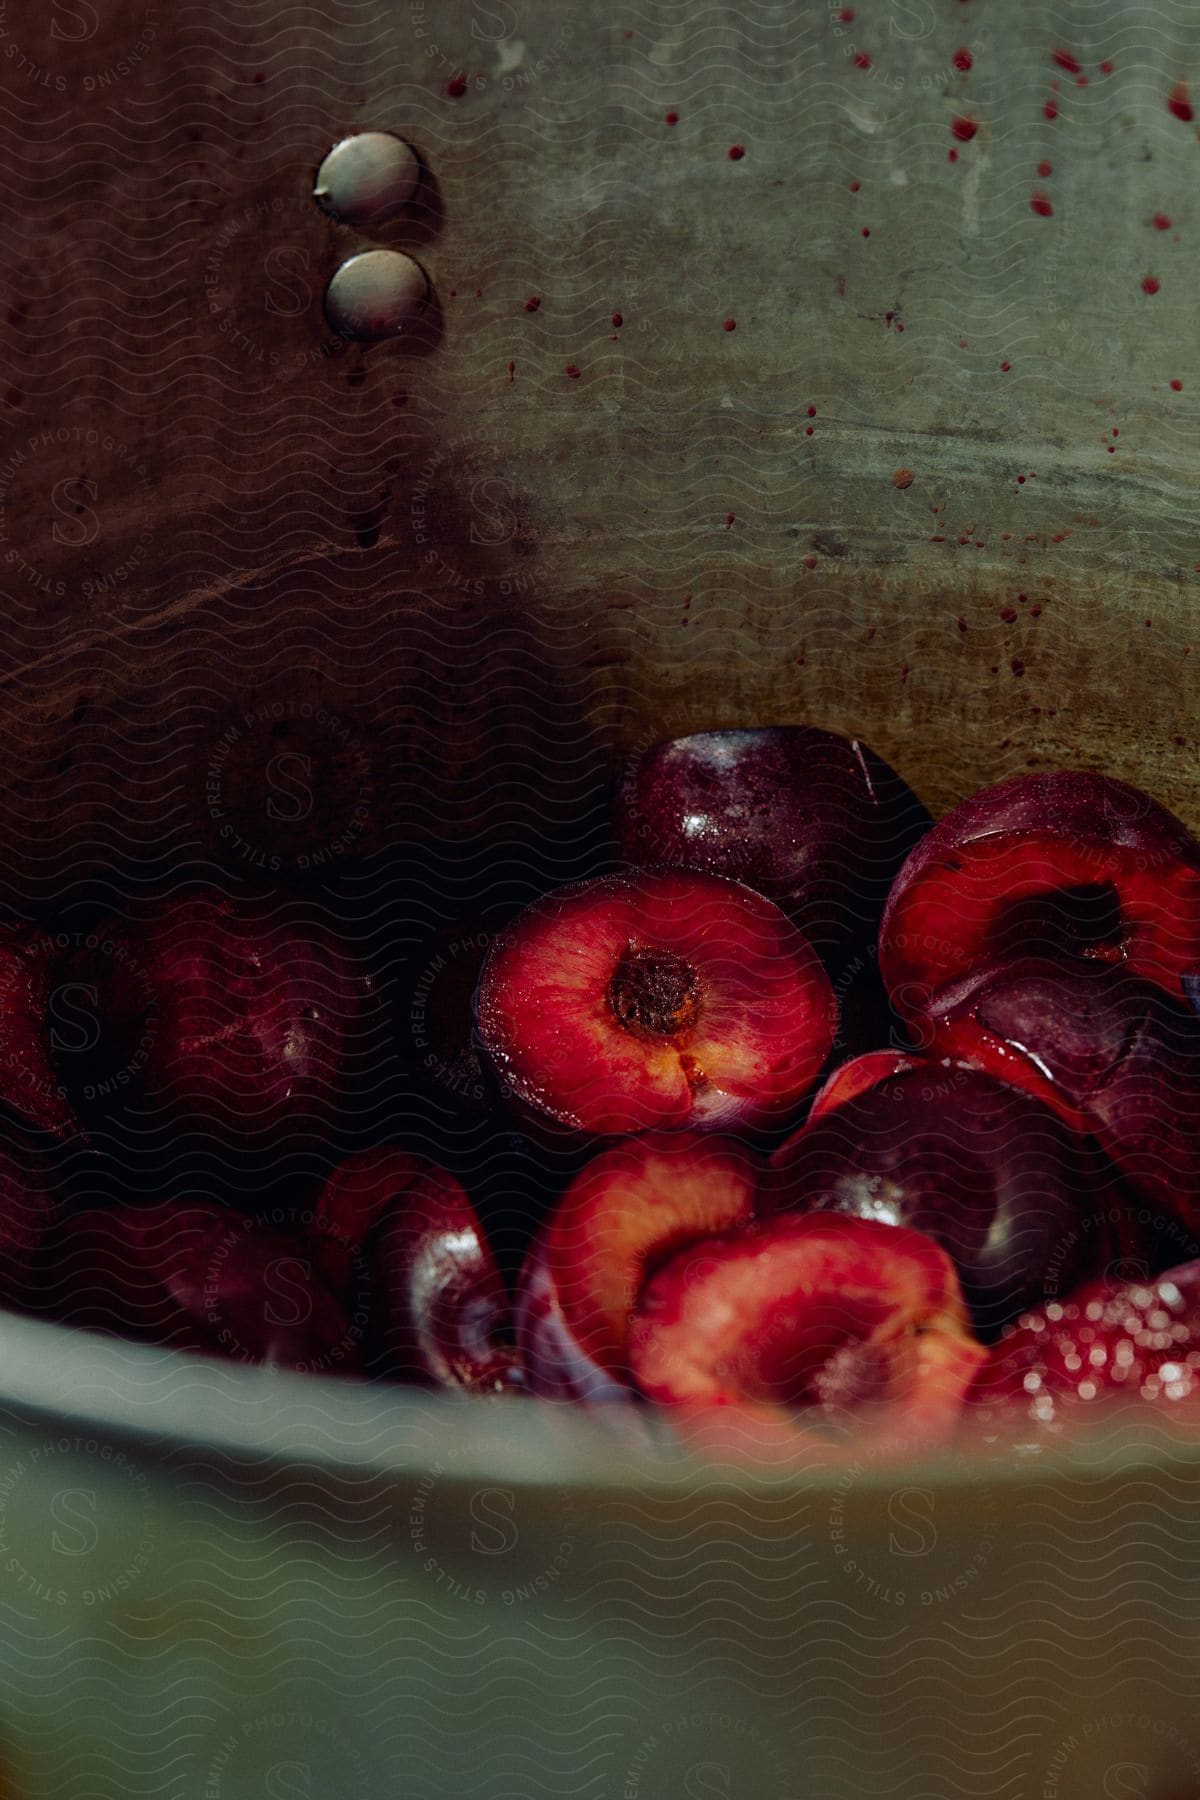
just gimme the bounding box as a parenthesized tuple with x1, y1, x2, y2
(0, 0, 1197, 904)
(1, 4, 1200, 1798)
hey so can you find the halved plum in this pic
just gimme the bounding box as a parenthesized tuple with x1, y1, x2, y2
(967, 1258, 1200, 1439)
(475, 870, 837, 1136)
(615, 727, 930, 954)
(516, 1131, 758, 1402)
(880, 771, 1200, 1014)
(628, 1213, 984, 1450)
(926, 958, 1200, 1231)
(769, 1069, 1103, 1337)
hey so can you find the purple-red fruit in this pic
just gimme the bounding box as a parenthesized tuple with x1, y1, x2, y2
(516, 1131, 758, 1402)
(926, 959, 1200, 1232)
(476, 870, 837, 1136)
(616, 726, 930, 953)
(71, 891, 373, 1143)
(343, 1160, 519, 1393)
(881, 770, 1200, 1015)
(769, 1069, 1104, 1336)
(628, 1213, 984, 1449)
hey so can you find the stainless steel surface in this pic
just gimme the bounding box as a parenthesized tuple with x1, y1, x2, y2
(1, 2, 1199, 1795)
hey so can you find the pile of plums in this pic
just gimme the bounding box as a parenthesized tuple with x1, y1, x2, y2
(8, 729, 1200, 1456)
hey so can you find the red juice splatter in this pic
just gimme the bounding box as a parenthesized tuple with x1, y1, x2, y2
(565, 363, 581, 378)
(1075, 76, 1088, 87)
(728, 144, 745, 160)
(1037, 160, 1052, 177)
(1000, 607, 1017, 622)
(953, 48, 973, 71)
(838, 7, 855, 19)
(861, 226, 871, 237)
(1099, 60, 1114, 75)
(1011, 659, 1025, 677)
(665, 110, 679, 125)
(1030, 193, 1053, 216)
(1142, 275, 1160, 294)
(1044, 97, 1059, 120)
(805, 425, 814, 435)
(524, 296, 541, 313)
(725, 512, 735, 529)
(1168, 82, 1194, 123)
(1170, 378, 1183, 391)
(853, 52, 871, 70)
(849, 179, 861, 191)
(1153, 212, 1171, 231)
(957, 616, 968, 631)
(1051, 49, 1081, 74)
(612, 311, 623, 326)
(506, 361, 515, 381)
(446, 74, 468, 98)
(723, 318, 736, 331)
(951, 116, 978, 141)
(948, 148, 959, 162)
(1000, 360, 1011, 371)
(806, 406, 817, 416)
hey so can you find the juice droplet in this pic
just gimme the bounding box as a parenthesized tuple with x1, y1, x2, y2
(1037, 160, 1052, 177)
(1153, 212, 1172, 230)
(611, 311, 623, 327)
(324, 251, 430, 342)
(564, 364, 581, 378)
(1050, 49, 1081, 74)
(665, 110, 679, 125)
(1142, 275, 1160, 294)
(1030, 193, 1053, 216)
(524, 296, 541, 313)
(1043, 97, 1059, 120)
(723, 317, 736, 331)
(951, 115, 978, 141)
(447, 74, 469, 98)
(728, 143, 746, 160)
(1170, 378, 1183, 391)
(853, 51, 871, 69)
(1168, 81, 1194, 122)
(953, 48, 972, 71)
(313, 133, 421, 225)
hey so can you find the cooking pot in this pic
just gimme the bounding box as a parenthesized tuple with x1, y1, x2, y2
(1, 1, 1198, 1794)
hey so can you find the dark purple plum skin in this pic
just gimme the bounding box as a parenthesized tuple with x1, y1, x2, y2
(366, 1167, 521, 1393)
(615, 727, 930, 955)
(768, 1069, 1103, 1338)
(67, 891, 373, 1146)
(932, 958, 1200, 1238)
(39, 1201, 359, 1371)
